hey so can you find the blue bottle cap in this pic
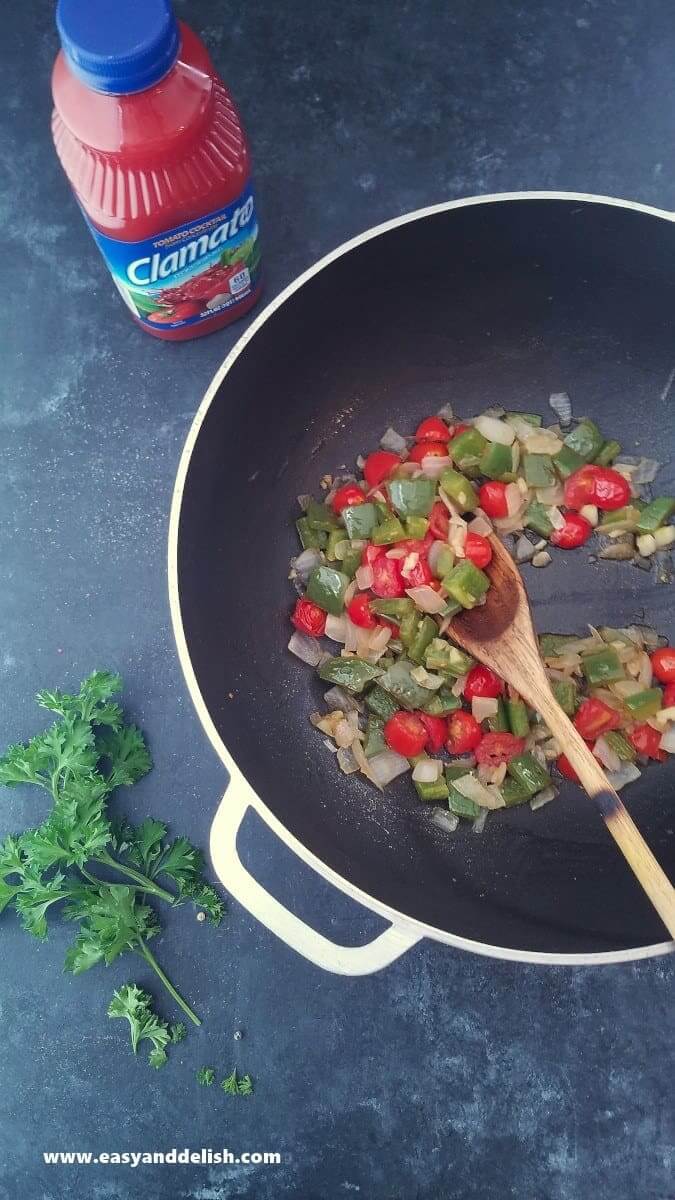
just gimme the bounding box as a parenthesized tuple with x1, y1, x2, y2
(56, 0, 180, 95)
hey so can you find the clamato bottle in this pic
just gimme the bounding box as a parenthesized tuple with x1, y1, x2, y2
(51, 0, 262, 340)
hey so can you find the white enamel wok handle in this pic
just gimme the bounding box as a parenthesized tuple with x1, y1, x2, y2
(209, 775, 422, 975)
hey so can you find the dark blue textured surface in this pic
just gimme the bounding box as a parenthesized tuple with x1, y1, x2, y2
(1, 2, 673, 1197)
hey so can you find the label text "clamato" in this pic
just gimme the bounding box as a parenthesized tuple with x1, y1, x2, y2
(126, 198, 254, 286)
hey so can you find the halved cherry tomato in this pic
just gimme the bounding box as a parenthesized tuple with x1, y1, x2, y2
(291, 597, 326, 637)
(370, 556, 405, 598)
(418, 712, 448, 753)
(478, 480, 509, 519)
(407, 441, 449, 464)
(361, 543, 385, 567)
(428, 500, 450, 540)
(384, 711, 428, 757)
(400, 550, 433, 588)
(663, 682, 675, 707)
(650, 647, 675, 684)
(573, 697, 622, 739)
(363, 450, 401, 489)
(564, 466, 630, 512)
(347, 592, 377, 629)
(557, 753, 580, 783)
(394, 536, 435, 556)
(464, 664, 503, 700)
(331, 482, 366, 514)
(549, 512, 593, 549)
(446, 710, 483, 754)
(628, 723, 667, 762)
(464, 532, 493, 569)
(415, 415, 451, 442)
(475, 732, 525, 767)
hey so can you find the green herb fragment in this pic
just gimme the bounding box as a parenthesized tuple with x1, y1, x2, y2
(108, 984, 181, 1069)
(221, 1068, 254, 1096)
(197, 1067, 216, 1087)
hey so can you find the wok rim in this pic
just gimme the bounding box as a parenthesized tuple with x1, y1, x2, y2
(168, 190, 675, 966)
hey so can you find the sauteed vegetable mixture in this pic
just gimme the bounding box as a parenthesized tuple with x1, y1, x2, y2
(288, 402, 675, 830)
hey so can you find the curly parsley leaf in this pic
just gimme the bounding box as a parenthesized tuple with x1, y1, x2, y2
(221, 1069, 253, 1096)
(13, 869, 75, 938)
(197, 1066, 215, 1086)
(124, 819, 167, 874)
(108, 984, 179, 1068)
(19, 776, 111, 871)
(169, 1023, 186, 1044)
(180, 879, 225, 926)
(96, 726, 152, 788)
(63, 884, 159, 968)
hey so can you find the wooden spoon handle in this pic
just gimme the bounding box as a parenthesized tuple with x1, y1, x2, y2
(536, 691, 675, 939)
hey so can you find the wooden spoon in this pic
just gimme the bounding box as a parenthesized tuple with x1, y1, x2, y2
(450, 533, 675, 939)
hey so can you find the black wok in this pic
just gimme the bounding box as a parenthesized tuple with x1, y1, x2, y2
(171, 194, 675, 963)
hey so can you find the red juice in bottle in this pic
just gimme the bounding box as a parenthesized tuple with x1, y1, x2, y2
(51, 0, 262, 341)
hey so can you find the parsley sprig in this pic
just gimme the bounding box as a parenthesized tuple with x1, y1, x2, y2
(108, 984, 186, 1069)
(0, 672, 224, 1030)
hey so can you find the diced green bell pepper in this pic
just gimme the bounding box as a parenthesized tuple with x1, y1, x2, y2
(379, 660, 430, 710)
(388, 478, 436, 518)
(306, 498, 341, 531)
(342, 502, 378, 540)
(445, 763, 473, 781)
(296, 517, 327, 550)
(487, 697, 509, 731)
(623, 688, 663, 719)
(447, 782, 481, 819)
(524, 501, 553, 538)
(449, 428, 487, 471)
(563, 418, 604, 463)
(424, 638, 474, 677)
(539, 632, 579, 657)
(594, 439, 621, 467)
(408, 615, 438, 664)
(371, 515, 406, 545)
(636, 497, 675, 534)
(443, 559, 490, 609)
(414, 777, 449, 802)
(551, 678, 578, 715)
(364, 716, 387, 759)
(442, 598, 463, 619)
(405, 515, 429, 540)
(325, 528, 345, 561)
(374, 500, 390, 522)
(480, 441, 513, 481)
(423, 687, 461, 715)
(523, 453, 556, 489)
(604, 730, 636, 762)
(439, 468, 479, 512)
(431, 544, 455, 580)
(506, 699, 530, 737)
(307, 565, 350, 614)
(372, 597, 415, 623)
(507, 752, 551, 797)
(553, 444, 586, 480)
(597, 504, 644, 533)
(399, 610, 420, 651)
(366, 685, 400, 721)
(505, 411, 542, 427)
(317, 656, 382, 693)
(501, 776, 531, 807)
(340, 545, 362, 578)
(581, 647, 625, 686)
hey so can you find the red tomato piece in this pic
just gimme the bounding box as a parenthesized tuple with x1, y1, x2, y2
(363, 450, 401, 489)
(331, 483, 366, 515)
(400, 551, 433, 588)
(564, 466, 630, 512)
(291, 597, 326, 638)
(361, 543, 385, 567)
(446, 710, 483, 755)
(478, 480, 509, 519)
(346, 592, 377, 629)
(370, 556, 405, 598)
(428, 500, 450, 540)
(628, 723, 667, 762)
(463, 664, 504, 700)
(418, 712, 448, 754)
(650, 647, 675, 685)
(549, 512, 593, 549)
(407, 441, 449, 464)
(475, 732, 525, 767)
(663, 682, 675, 707)
(415, 415, 451, 442)
(557, 753, 580, 783)
(464, 532, 493, 569)
(384, 711, 428, 757)
(573, 697, 622, 739)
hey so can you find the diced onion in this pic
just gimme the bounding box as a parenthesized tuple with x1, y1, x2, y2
(505, 414, 538, 442)
(505, 482, 524, 518)
(474, 414, 515, 445)
(337, 746, 360, 774)
(355, 564, 374, 590)
(412, 759, 442, 783)
(659, 724, 675, 753)
(451, 674, 468, 696)
(292, 547, 323, 581)
(637, 652, 653, 689)
(605, 763, 641, 791)
(472, 696, 498, 722)
(548, 391, 573, 425)
(514, 535, 536, 562)
(324, 686, 362, 713)
(579, 504, 599, 527)
(322, 737, 338, 754)
(405, 585, 447, 613)
(386, 547, 407, 559)
(653, 705, 675, 726)
(593, 736, 622, 773)
(410, 666, 444, 689)
(453, 773, 504, 808)
(297, 494, 312, 511)
(523, 430, 563, 454)
(449, 523, 467, 557)
(421, 454, 452, 478)
(472, 809, 489, 834)
(334, 718, 358, 748)
(288, 631, 324, 666)
(428, 540, 449, 575)
(380, 427, 408, 455)
(431, 808, 459, 833)
(437, 403, 455, 422)
(530, 785, 557, 811)
(467, 514, 493, 537)
(368, 749, 410, 786)
(325, 614, 348, 643)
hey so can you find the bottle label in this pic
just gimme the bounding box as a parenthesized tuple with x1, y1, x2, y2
(85, 184, 261, 330)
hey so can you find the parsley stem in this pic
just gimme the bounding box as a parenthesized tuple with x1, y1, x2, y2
(94, 851, 175, 904)
(138, 940, 201, 1026)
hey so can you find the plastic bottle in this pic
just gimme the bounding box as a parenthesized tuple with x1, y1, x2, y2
(51, 0, 262, 341)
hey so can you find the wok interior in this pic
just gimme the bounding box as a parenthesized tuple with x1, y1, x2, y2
(178, 199, 675, 954)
